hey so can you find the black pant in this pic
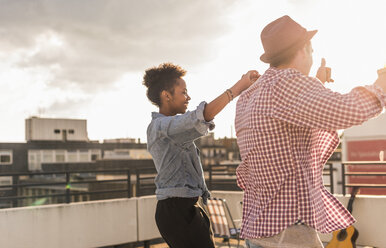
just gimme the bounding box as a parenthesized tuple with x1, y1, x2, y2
(155, 197, 215, 248)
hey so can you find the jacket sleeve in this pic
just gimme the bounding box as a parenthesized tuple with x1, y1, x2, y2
(271, 73, 386, 130)
(158, 101, 215, 145)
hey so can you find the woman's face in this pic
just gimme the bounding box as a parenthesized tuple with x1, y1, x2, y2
(168, 78, 191, 114)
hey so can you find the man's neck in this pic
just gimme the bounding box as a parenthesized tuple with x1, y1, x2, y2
(276, 62, 308, 76)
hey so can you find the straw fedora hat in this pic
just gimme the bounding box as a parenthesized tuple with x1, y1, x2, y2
(260, 15, 317, 63)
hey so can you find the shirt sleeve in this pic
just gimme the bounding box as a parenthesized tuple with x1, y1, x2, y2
(158, 101, 215, 145)
(271, 74, 385, 130)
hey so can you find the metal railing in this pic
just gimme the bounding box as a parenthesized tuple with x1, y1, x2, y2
(136, 167, 157, 196)
(206, 163, 335, 193)
(324, 163, 335, 194)
(341, 161, 386, 195)
(0, 167, 157, 208)
(4, 161, 386, 208)
(207, 163, 240, 191)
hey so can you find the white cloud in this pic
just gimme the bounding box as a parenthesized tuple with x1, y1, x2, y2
(0, 0, 236, 141)
(0, 0, 385, 142)
(0, 0, 236, 90)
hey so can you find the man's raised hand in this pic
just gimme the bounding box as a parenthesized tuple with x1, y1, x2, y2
(316, 58, 334, 83)
(374, 68, 386, 93)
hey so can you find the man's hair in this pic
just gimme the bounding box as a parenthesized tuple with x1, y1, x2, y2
(269, 41, 311, 67)
(269, 51, 298, 67)
(143, 63, 186, 107)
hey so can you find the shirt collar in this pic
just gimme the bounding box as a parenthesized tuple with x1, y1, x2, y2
(151, 112, 165, 120)
(269, 66, 301, 75)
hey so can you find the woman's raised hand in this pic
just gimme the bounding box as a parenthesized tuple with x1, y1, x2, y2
(203, 70, 260, 121)
(232, 70, 260, 97)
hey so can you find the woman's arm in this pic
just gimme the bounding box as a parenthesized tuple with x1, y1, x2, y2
(203, 70, 260, 121)
(157, 70, 260, 145)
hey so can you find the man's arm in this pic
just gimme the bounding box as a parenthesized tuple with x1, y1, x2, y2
(272, 72, 386, 130)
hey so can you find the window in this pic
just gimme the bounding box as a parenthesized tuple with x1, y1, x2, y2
(91, 150, 101, 161)
(0, 176, 12, 188)
(55, 150, 65, 162)
(29, 153, 36, 163)
(42, 150, 54, 163)
(54, 129, 60, 134)
(0, 150, 12, 165)
(28, 150, 41, 170)
(115, 149, 130, 156)
(67, 150, 77, 162)
(79, 150, 89, 162)
(0, 155, 11, 163)
(68, 129, 75, 134)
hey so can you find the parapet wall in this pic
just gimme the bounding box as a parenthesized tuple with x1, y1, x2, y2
(212, 191, 386, 248)
(0, 192, 385, 247)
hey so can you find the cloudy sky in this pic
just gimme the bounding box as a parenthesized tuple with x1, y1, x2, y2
(0, 0, 385, 142)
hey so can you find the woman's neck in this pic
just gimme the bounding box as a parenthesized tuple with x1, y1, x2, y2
(159, 105, 175, 116)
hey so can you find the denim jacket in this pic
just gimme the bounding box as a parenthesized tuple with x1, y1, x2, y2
(147, 102, 215, 204)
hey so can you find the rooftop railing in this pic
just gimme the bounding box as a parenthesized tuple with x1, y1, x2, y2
(341, 161, 386, 195)
(206, 163, 336, 193)
(0, 167, 157, 208)
(2, 161, 386, 209)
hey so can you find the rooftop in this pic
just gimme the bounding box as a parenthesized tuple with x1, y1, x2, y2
(0, 191, 384, 248)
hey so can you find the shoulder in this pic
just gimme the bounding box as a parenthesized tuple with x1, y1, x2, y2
(147, 113, 167, 135)
(147, 113, 172, 133)
(271, 68, 323, 92)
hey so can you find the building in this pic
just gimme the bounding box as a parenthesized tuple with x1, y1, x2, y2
(25, 117, 89, 142)
(196, 133, 240, 167)
(0, 117, 152, 208)
(1, 117, 346, 209)
(342, 112, 386, 195)
(0, 117, 152, 173)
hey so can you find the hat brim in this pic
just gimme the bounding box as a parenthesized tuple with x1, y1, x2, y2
(260, 30, 317, 63)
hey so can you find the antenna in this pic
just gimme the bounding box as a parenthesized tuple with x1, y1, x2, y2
(37, 107, 46, 117)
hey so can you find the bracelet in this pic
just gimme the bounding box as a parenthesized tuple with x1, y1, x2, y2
(224, 91, 232, 102)
(226, 89, 234, 101)
(225, 90, 232, 102)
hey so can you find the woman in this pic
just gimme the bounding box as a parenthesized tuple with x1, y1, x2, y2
(143, 63, 259, 248)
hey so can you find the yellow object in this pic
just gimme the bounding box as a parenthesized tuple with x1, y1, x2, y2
(326, 225, 359, 248)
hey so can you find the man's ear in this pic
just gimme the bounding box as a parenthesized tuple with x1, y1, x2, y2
(297, 45, 308, 59)
(303, 42, 312, 54)
(300, 45, 307, 54)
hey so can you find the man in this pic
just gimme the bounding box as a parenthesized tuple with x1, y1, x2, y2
(235, 15, 386, 248)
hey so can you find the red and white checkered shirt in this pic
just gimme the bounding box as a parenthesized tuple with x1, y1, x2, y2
(235, 67, 385, 238)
